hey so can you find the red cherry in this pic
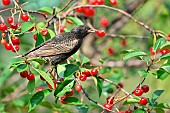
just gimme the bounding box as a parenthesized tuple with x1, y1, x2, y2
(37, 86, 44, 92)
(0, 23, 8, 31)
(91, 68, 98, 76)
(118, 111, 125, 113)
(100, 17, 109, 27)
(20, 71, 28, 78)
(10, 23, 18, 30)
(107, 47, 114, 55)
(33, 34, 37, 40)
(1, 39, 7, 46)
(5, 43, 12, 50)
(40, 75, 45, 81)
(7, 16, 14, 23)
(139, 97, 148, 105)
(106, 96, 114, 104)
(1, 32, 6, 38)
(103, 103, 112, 111)
(97, 0, 104, 5)
(125, 110, 132, 113)
(27, 73, 35, 80)
(60, 26, 66, 33)
(117, 83, 123, 88)
(110, 0, 117, 6)
(121, 39, 127, 46)
(76, 7, 85, 13)
(95, 30, 105, 37)
(134, 87, 143, 96)
(79, 74, 87, 81)
(17, 23, 21, 30)
(168, 34, 170, 39)
(12, 36, 20, 45)
(82, 70, 91, 77)
(89, 0, 97, 4)
(160, 48, 169, 55)
(84, 7, 95, 17)
(75, 84, 82, 92)
(46, 81, 57, 90)
(42, 28, 48, 36)
(11, 45, 19, 52)
(59, 95, 67, 104)
(21, 14, 29, 21)
(141, 85, 149, 93)
(150, 47, 156, 55)
(66, 89, 74, 97)
(2, 0, 10, 5)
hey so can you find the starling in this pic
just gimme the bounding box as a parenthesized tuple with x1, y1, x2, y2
(25, 25, 94, 65)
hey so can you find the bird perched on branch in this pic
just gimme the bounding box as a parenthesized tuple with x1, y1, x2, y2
(25, 25, 94, 65)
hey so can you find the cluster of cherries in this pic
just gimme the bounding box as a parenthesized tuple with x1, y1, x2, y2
(79, 68, 98, 81)
(150, 46, 169, 55)
(20, 71, 35, 80)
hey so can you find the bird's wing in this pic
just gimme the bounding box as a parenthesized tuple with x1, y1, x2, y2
(26, 35, 79, 58)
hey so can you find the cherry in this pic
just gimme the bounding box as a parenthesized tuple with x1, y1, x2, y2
(79, 74, 87, 81)
(20, 71, 28, 78)
(1, 39, 7, 46)
(100, 17, 109, 27)
(11, 45, 19, 52)
(103, 103, 113, 111)
(168, 34, 170, 39)
(5, 43, 12, 50)
(139, 97, 148, 105)
(7, 16, 14, 23)
(95, 30, 105, 37)
(75, 84, 82, 92)
(141, 85, 149, 93)
(17, 23, 21, 30)
(160, 48, 169, 55)
(110, 0, 117, 6)
(125, 110, 132, 113)
(97, 0, 104, 5)
(40, 75, 45, 81)
(60, 26, 66, 33)
(12, 36, 20, 45)
(0, 23, 8, 31)
(46, 81, 57, 90)
(118, 111, 125, 113)
(117, 83, 124, 88)
(82, 70, 91, 77)
(33, 34, 37, 40)
(42, 28, 48, 36)
(37, 86, 44, 92)
(10, 23, 18, 30)
(2, 0, 10, 5)
(91, 68, 98, 76)
(76, 7, 85, 13)
(59, 95, 67, 104)
(1, 32, 6, 38)
(27, 73, 35, 80)
(106, 96, 114, 104)
(65, 89, 74, 97)
(150, 47, 156, 55)
(89, 0, 97, 4)
(21, 14, 29, 21)
(121, 39, 127, 46)
(84, 7, 95, 17)
(133, 87, 143, 96)
(107, 47, 114, 55)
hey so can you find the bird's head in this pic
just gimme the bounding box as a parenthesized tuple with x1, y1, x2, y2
(70, 25, 94, 39)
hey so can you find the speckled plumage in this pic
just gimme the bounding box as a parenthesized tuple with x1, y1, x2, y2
(25, 25, 91, 65)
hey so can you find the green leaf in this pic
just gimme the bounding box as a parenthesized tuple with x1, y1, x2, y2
(38, 7, 53, 14)
(151, 90, 164, 104)
(80, 54, 90, 65)
(27, 79, 35, 94)
(29, 14, 36, 22)
(133, 109, 146, 113)
(123, 98, 140, 105)
(48, 29, 55, 38)
(35, 33, 44, 47)
(160, 54, 170, 60)
(17, 64, 28, 72)
(157, 69, 169, 80)
(157, 103, 170, 109)
(64, 64, 79, 79)
(66, 17, 84, 25)
(154, 108, 165, 113)
(37, 22, 46, 28)
(138, 70, 148, 78)
(160, 42, 170, 49)
(54, 80, 75, 97)
(64, 97, 83, 105)
(161, 65, 170, 73)
(93, 77, 102, 97)
(28, 58, 47, 64)
(153, 38, 166, 52)
(34, 69, 54, 89)
(120, 49, 136, 54)
(21, 22, 35, 33)
(123, 50, 147, 60)
(76, 105, 89, 113)
(28, 89, 52, 112)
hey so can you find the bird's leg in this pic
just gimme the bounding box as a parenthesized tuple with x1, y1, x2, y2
(46, 65, 55, 76)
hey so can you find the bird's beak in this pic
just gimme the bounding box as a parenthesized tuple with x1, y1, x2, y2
(88, 29, 95, 33)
